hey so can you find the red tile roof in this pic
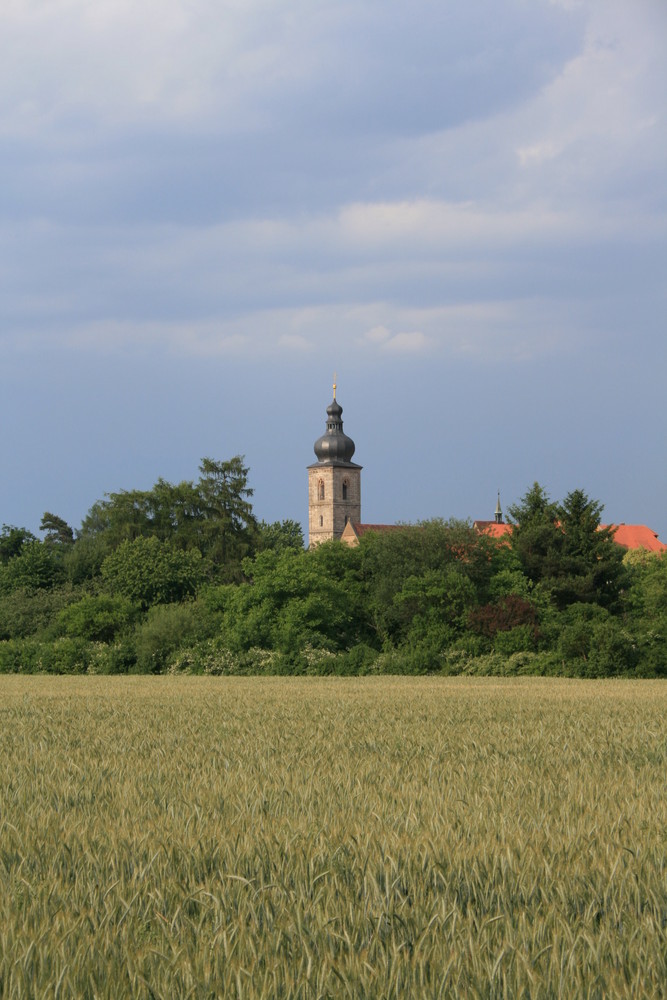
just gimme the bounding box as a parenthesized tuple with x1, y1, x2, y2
(473, 521, 512, 540)
(343, 519, 665, 553)
(473, 520, 666, 552)
(603, 524, 667, 553)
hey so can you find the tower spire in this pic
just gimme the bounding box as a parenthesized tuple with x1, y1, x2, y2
(333, 372, 337, 400)
(495, 490, 503, 524)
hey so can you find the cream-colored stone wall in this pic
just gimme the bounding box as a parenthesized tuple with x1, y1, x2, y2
(308, 466, 361, 546)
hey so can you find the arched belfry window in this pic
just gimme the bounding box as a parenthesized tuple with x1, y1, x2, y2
(342, 479, 349, 501)
(318, 480, 325, 501)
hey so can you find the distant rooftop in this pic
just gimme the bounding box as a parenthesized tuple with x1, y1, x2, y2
(473, 520, 666, 553)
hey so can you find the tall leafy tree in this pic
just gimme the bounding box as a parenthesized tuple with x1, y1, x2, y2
(78, 480, 202, 550)
(507, 482, 562, 587)
(196, 456, 257, 577)
(553, 489, 626, 609)
(40, 512, 74, 546)
(509, 483, 626, 610)
(77, 456, 257, 581)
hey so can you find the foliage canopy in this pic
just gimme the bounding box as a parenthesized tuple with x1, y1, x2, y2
(0, 467, 663, 676)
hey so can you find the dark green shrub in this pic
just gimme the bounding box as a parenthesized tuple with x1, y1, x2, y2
(57, 594, 140, 643)
(0, 639, 41, 673)
(494, 625, 538, 655)
(101, 536, 203, 609)
(0, 586, 81, 640)
(331, 643, 380, 675)
(134, 602, 202, 673)
(48, 638, 89, 674)
(0, 637, 89, 674)
(555, 604, 639, 676)
(586, 620, 638, 677)
(0, 541, 64, 593)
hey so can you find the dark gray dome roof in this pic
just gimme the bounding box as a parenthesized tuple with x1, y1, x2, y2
(313, 398, 356, 464)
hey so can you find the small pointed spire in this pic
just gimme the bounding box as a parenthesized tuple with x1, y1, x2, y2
(333, 372, 337, 400)
(495, 490, 503, 524)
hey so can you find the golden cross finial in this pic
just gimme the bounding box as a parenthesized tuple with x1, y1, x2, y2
(333, 372, 337, 400)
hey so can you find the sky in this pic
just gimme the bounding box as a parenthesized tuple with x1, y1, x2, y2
(1, 0, 666, 543)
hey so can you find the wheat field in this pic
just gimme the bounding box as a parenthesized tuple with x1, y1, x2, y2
(0, 676, 665, 998)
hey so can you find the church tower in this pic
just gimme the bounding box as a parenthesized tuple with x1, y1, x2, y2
(308, 382, 362, 546)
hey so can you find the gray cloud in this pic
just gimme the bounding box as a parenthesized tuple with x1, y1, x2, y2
(0, 0, 665, 538)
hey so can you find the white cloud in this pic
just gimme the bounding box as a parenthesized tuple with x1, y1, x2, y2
(0, 0, 585, 143)
(277, 333, 313, 352)
(59, 319, 251, 357)
(364, 325, 391, 344)
(361, 324, 429, 353)
(517, 141, 561, 167)
(0, 0, 296, 134)
(0, 0, 664, 375)
(512, 0, 667, 196)
(1, 294, 581, 366)
(381, 331, 428, 354)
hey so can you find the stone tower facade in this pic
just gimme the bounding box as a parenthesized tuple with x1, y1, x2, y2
(308, 387, 361, 546)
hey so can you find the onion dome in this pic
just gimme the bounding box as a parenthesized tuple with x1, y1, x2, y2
(313, 397, 356, 464)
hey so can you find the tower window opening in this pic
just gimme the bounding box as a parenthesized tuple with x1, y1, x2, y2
(342, 480, 348, 500)
(319, 515, 323, 527)
(318, 480, 325, 500)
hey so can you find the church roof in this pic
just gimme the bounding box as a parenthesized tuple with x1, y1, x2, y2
(472, 521, 512, 540)
(342, 518, 665, 551)
(605, 524, 667, 552)
(473, 520, 666, 552)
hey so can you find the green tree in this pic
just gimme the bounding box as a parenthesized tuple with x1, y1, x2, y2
(222, 543, 366, 656)
(0, 586, 80, 640)
(507, 483, 562, 587)
(507, 483, 628, 610)
(57, 594, 140, 643)
(552, 489, 626, 609)
(256, 519, 304, 553)
(40, 512, 74, 547)
(0, 525, 35, 564)
(62, 534, 111, 585)
(79, 479, 202, 550)
(78, 456, 257, 581)
(393, 568, 477, 643)
(556, 604, 637, 676)
(358, 520, 497, 646)
(196, 456, 257, 577)
(134, 603, 203, 673)
(101, 536, 203, 609)
(0, 541, 64, 593)
(624, 550, 667, 675)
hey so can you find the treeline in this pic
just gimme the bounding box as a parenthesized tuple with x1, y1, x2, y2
(0, 463, 665, 676)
